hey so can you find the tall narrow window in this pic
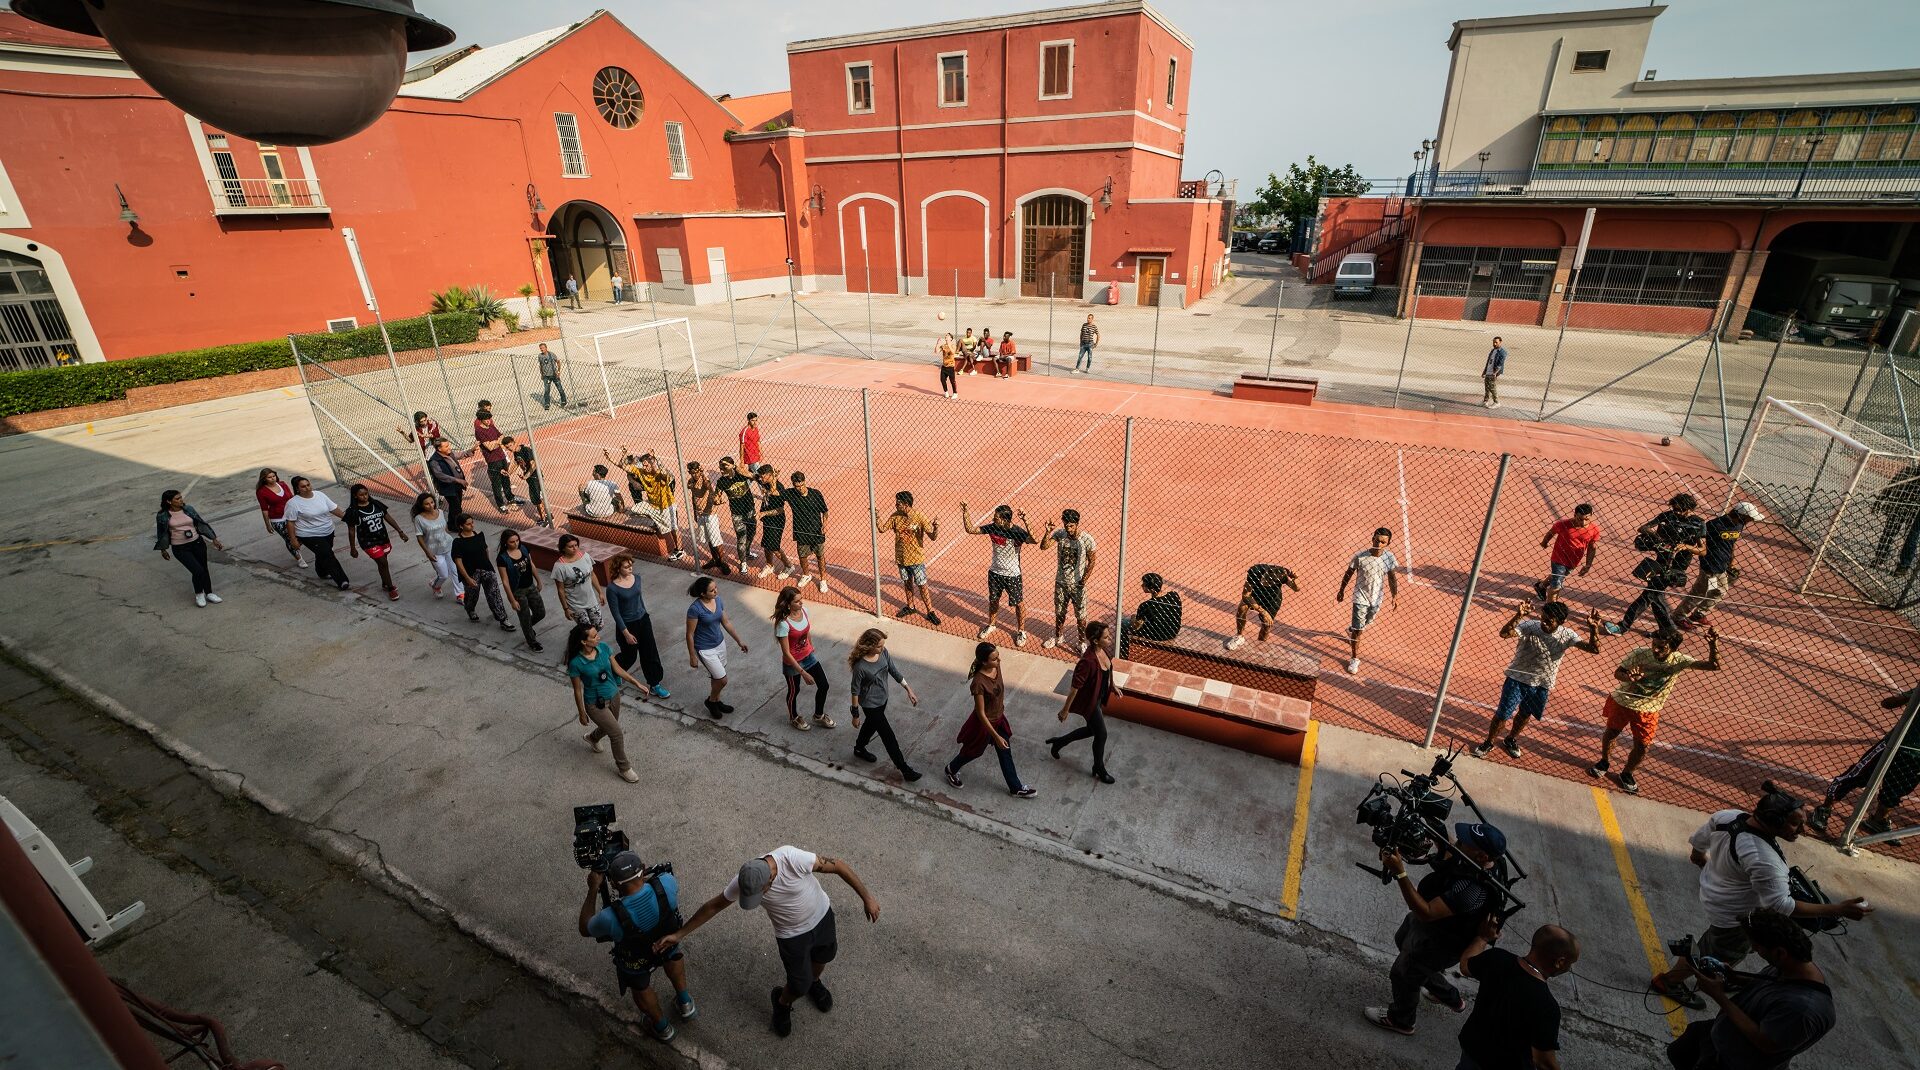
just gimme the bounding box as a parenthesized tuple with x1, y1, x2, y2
(939, 53, 967, 107)
(664, 122, 690, 179)
(1040, 41, 1073, 100)
(259, 146, 291, 206)
(205, 133, 244, 206)
(555, 112, 587, 176)
(847, 62, 874, 114)
(1166, 58, 1177, 108)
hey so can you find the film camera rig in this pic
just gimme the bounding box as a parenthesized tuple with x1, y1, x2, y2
(1632, 511, 1708, 591)
(1354, 746, 1529, 922)
(573, 803, 671, 909)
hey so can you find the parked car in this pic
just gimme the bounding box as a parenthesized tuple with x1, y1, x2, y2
(1231, 231, 1259, 252)
(1256, 231, 1288, 254)
(1332, 253, 1377, 298)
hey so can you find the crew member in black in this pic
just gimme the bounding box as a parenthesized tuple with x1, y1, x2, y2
(1364, 821, 1508, 1036)
(1454, 919, 1578, 1070)
(1665, 910, 1838, 1070)
(1610, 493, 1706, 636)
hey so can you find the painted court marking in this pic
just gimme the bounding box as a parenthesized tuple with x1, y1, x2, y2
(1591, 787, 1689, 1038)
(1277, 721, 1320, 921)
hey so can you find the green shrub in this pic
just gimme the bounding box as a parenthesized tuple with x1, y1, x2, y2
(0, 312, 478, 418)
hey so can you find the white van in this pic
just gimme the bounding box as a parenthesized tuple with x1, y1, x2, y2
(1333, 253, 1377, 298)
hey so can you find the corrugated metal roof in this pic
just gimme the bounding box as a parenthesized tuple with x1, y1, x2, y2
(397, 20, 579, 101)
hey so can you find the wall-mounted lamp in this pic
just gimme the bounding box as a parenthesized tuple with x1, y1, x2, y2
(1098, 177, 1113, 211)
(116, 183, 138, 225)
(807, 184, 826, 214)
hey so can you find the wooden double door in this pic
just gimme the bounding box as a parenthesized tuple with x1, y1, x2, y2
(1020, 195, 1085, 299)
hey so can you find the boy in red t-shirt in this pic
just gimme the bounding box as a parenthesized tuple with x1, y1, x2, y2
(739, 412, 764, 471)
(1534, 503, 1600, 603)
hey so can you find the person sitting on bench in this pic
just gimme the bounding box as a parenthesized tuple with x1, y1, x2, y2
(1121, 573, 1183, 657)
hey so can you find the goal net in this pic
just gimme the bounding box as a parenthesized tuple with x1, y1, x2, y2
(1729, 397, 1920, 607)
(585, 317, 703, 418)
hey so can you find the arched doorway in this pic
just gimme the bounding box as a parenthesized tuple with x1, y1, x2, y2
(1020, 193, 1088, 298)
(0, 248, 83, 370)
(545, 201, 630, 302)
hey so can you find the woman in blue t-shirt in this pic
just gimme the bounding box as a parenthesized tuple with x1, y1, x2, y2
(565, 622, 650, 783)
(684, 576, 749, 721)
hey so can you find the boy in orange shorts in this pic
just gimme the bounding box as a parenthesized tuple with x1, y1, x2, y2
(1590, 626, 1721, 794)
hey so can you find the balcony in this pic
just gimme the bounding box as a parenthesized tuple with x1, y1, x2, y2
(560, 150, 589, 177)
(1178, 177, 1236, 201)
(1414, 166, 1920, 203)
(208, 178, 329, 216)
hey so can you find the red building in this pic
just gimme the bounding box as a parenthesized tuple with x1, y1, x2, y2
(0, 1, 1228, 368)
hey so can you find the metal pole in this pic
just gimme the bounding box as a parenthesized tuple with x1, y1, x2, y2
(1888, 349, 1916, 450)
(1425, 453, 1512, 748)
(725, 272, 741, 369)
(1732, 314, 1793, 465)
(505, 348, 543, 482)
(1839, 686, 1920, 854)
(1541, 328, 1719, 424)
(1266, 277, 1284, 380)
(865, 262, 874, 359)
(1800, 449, 1872, 594)
(369, 303, 415, 425)
(1046, 275, 1055, 375)
(862, 388, 882, 618)
(289, 334, 346, 489)
(426, 314, 459, 430)
(1537, 272, 1579, 418)
(1393, 284, 1418, 407)
(591, 335, 619, 419)
(1714, 325, 1733, 467)
(647, 291, 667, 376)
(1724, 398, 1770, 512)
(658, 350, 697, 567)
(310, 401, 424, 494)
(788, 262, 801, 358)
(1148, 292, 1162, 386)
(552, 306, 584, 410)
(1113, 417, 1134, 645)
(1678, 337, 1716, 436)
(1796, 345, 1878, 527)
(952, 268, 959, 329)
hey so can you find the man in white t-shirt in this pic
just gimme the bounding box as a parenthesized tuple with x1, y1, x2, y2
(1472, 600, 1602, 760)
(1336, 527, 1400, 675)
(578, 464, 625, 519)
(654, 845, 879, 1038)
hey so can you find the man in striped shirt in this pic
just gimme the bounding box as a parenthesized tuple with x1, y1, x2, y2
(1074, 314, 1100, 373)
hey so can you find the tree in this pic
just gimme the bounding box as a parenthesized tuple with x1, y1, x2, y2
(1249, 156, 1371, 223)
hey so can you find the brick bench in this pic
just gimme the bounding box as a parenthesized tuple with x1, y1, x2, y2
(1106, 659, 1312, 763)
(1124, 631, 1319, 703)
(962, 354, 1031, 375)
(566, 510, 671, 559)
(1231, 373, 1318, 406)
(518, 524, 625, 585)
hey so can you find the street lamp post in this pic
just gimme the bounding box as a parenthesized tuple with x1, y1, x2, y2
(1792, 136, 1826, 200)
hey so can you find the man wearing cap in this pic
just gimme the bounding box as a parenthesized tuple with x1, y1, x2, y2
(579, 851, 695, 1043)
(1675, 502, 1763, 630)
(653, 846, 880, 1038)
(1365, 823, 1509, 1037)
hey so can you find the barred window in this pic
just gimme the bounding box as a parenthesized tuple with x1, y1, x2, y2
(1580, 249, 1731, 308)
(1416, 246, 1557, 299)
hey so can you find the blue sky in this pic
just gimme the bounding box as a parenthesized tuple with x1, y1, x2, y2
(419, 0, 1920, 187)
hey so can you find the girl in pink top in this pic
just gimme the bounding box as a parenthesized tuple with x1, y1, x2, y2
(255, 467, 304, 567)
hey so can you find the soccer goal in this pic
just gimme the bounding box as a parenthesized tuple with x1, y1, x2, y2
(587, 317, 703, 418)
(1727, 397, 1920, 606)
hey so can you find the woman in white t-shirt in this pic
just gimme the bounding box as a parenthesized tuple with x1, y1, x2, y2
(409, 492, 462, 599)
(284, 476, 351, 590)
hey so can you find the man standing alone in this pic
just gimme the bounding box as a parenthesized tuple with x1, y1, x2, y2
(566, 274, 582, 309)
(1075, 314, 1100, 373)
(1482, 336, 1507, 408)
(537, 342, 568, 410)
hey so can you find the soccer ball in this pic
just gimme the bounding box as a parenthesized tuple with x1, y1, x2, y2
(936, 311, 946, 321)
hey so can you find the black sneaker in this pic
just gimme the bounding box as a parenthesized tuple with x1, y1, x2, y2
(500, 620, 516, 632)
(1588, 759, 1609, 778)
(1470, 742, 1491, 758)
(903, 768, 923, 783)
(717, 700, 736, 713)
(944, 767, 962, 788)
(528, 639, 544, 652)
(807, 981, 833, 1012)
(926, 612, 941, 625)
(1501, 738, 1522, 759)
(895, 605, 916, 618)
(1649, 976, 1706, 1011)
(705, 700, 726, 720)
(1011, 786, 1038, 799)
(1616, 771, 1640, 794)
(853, 747, 878, 762)
(770, 988, 792, 1037)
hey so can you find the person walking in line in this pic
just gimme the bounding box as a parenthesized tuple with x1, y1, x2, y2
(473, 406, 517, 514)
(1812, 687, 1919, 841)
(451, 515, 514, 632)
(651, 846, 881, 1040)
(995, 331, 1017, 378)
(1337, 527, 1400, 675)
(686, 461, 734, 576)
(1074, 313, 1099, 372)
(426, 437, 470, 531)
(284, 476, 352, 590)
(961, 502, 1035, 645)
(1482, 336, 1507, 407)
(936, 333, 959, 399)
(505, 436, 552, 527)
(755, 465, 796, 580)
(1228, 563, 1300, 651)
(685, 576, 749, 720)
(536, 342, 568, 410)
(775, 584, 833, 731)
(1591, 625, 1722, 794)
(397, 410, 444, 457)
(254, 467, 305, 568)
(715, 457, 760, 563)
(154, 489, 225, 606)
(1872, 462, 1920, 575)
(784, 471, 830, 595)
(496, 529, 546, 652)
(410, 492, 462, 600)
(1472, 600, 1602, 760)
(566, 622, 644, 784)
(1047, 619, 1119, 784)
(739, 412, 765, 474)
(579, 850, 695, 1043)
(1534, 503, 1600, 604)
(847, 629, 923, 782)
(566, 274, 582, 310)
(878, 492, 941, 624)
(344, 483, 410, 601)
(1611, 493, 1707, 636)
(553, 533, 611, 634)
(943, 644, 1038, 798)
(1039, 510, 1096, 652)
(1675, 502, 1764, 630)
(606, 553, 670, 699)
(579, 464, 626, 520)
(958, 327, 978, 375)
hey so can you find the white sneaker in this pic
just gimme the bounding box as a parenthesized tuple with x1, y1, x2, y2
(1225, 635, 1247, 651)
(758, 565, 774, 578)
(620, 768, 640, 783)
(967, 369, 976, 376)
(295, 556, 309, 568)
(1043, 637, 1058, 650)
(1346, 657, 1361, 674)
(817, 578, 829, 594)
(1014, 631, 1028, 646)
(977, 624, 996, 639)
(584, 731, 604, 753)
(776, 568, 793, 580)
(206, 593, 223, 604)
(194, 593, 207, 608)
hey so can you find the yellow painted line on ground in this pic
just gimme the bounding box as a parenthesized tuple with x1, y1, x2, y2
(1591, 787, 1688, 1037)
(85, 422, 94, 434)
(0, 534, 132, 553)
(1278, 720, 1320, 920)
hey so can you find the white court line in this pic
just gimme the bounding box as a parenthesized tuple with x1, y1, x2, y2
(1634, 440, 1897, 688)
(1396, 449, 1416, 581)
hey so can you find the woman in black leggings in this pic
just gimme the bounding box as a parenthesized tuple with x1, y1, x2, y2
(154, 489, 225, 607)
(1047, 619, 1118, 784)
(775, 584, 833, 731)
(848, 628, 922, 782)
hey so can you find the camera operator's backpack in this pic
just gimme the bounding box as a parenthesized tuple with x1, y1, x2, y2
(1713, 813, 1839, 933)
(610, 873, 687, 973)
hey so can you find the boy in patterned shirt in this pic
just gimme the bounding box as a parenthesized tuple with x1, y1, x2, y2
(1039, 509, 1096, 651)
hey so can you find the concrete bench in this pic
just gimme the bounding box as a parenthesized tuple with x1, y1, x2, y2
(962, 353, 1031, 375)
(1231, 373, 1318, 406)
(518, 524, 625, 585)
(1124, 630, 1319, 703)
(1106, 659, 1312, 763)
(566, 510, 671, 559)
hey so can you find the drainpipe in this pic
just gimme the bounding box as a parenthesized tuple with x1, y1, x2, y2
(767, 144, 799, 268)
(896, 45, 907, 291)
(1001, 28, 1011, 297)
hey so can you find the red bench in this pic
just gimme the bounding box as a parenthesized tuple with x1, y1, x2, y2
(519, 524, 625, 585)
(1125, 631, 1319, 703)
(1231, 373, 1319, 406)
(1106, 659, 1313, 763)
(566, 510, 672, 559)
(961, 354, 1032, 375)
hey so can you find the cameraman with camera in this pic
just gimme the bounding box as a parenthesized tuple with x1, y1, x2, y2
(1609, 494, 1708, 637)
(1648, 783, 1871, 1010)
(579, 850, 695, 1043)
(1665, 910, 1837, 1070)
(1364, 822, 1509, 1037)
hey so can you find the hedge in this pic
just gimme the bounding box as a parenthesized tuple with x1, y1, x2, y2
(0, 312, 479, 418)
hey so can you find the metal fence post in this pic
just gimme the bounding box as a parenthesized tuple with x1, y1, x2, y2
(1887, 348, 1916, 451)
(1839, 686, 1920, 854)
(1148, 293, 1162, 386)
(1113, 417, 1134, 642)
(1393, 285, 1419, 407)
(1800, 449, 1872, 594)
(1677, 337, 1716, 437)
(1796, 344, 1878, 526)
(648, 291, 668, 372)
(725, 272, 742, 369)
(952, 268, 959, 329)
(289, 334, 345, 489)
(1046, 275, 1055, 375)
(1265, 277, 1284, 379)
(788, 262, 801, 358)
(1537, 268, 1581, 418)
(504, 351, 546, 518)
(1425, 453, 1511, 748)
(865, 263, 874, 359)
(426, 314, 460, 430)
(657, 360, 697, 565)
(552, 305, 585, 411)
(1732, 314, 1793, 464)
(862, 388, 882, 618)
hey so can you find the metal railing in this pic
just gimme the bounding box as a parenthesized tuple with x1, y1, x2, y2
(560, 150, 589, 177)
(1178, 178, 1236, 200)
(206, 178, 326, 212)
(1412, 165, 1920, 202)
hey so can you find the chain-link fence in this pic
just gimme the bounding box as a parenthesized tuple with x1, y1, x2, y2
(293, 337, 1920, 858)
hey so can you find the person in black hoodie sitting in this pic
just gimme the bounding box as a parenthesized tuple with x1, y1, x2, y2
(1121, 573, 1183, 657)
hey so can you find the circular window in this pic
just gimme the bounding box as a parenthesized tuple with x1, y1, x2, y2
(593, 67, 644, 129)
